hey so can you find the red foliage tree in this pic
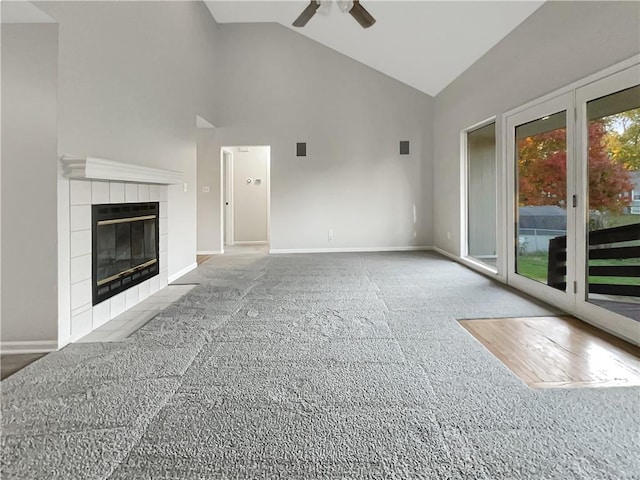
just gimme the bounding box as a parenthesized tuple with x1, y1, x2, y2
(518, 121, 632, 213)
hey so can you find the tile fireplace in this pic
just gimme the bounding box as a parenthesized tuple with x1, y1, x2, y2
(61, 155, 183, 343)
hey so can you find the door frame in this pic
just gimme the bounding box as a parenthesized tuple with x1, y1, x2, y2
(505, 92, 577, 313)
(573, 64, 640, 343)
(460, 116, 500, 275)
(221, 148, 234, 248)
(220, 146, 271, 249)
(499, 55, 640, 345)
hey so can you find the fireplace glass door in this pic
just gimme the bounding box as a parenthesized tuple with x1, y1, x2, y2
(96, 216, 157, 283)
(92, 202, 159, 304)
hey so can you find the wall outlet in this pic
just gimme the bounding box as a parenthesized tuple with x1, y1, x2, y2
(446, 231, 451, 240)
(328, 228, 334, 243)
(183, 182, 188, 193)
(202, 186, 210, 193)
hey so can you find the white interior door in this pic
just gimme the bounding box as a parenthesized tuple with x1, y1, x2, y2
(223, 149, 233, 246)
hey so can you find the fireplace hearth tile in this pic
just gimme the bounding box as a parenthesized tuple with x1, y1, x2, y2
(125, 286, 140, 310)
(138, 184, 150, 201)
(160, 201, 168, 219)
(77, 284, 196, 343)
(71, 229, 91, 257)
(159, 217, 168, 236)
(66, 181, 169, 344)
(71, 308, 92, 339)
(93, 300, 111, 328)
(109, 182, 125, 202)
(91, 180, 110, 204)
(139, 280, 151, 302)
(149, 184, 167, 202)
(149, 276, 160, 295)
(111, 292, 126, 318)
(71, 279, 92, 311)
(70, 179, 91, 205)
(70, 205, 91, 232)
(125, 183, 139, 202)
(160, 271, 169, 289)
(130, 301, 174, 313)
(70, 254, 91, 285)
(159, 235, 168, 254)
(96, 311, 157, 332)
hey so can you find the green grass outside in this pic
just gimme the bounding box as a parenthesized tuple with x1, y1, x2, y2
(604, 214, 639, 228)
(517, 253, 640, 286)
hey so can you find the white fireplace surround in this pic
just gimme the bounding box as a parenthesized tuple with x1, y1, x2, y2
(62, 155, 184, 343)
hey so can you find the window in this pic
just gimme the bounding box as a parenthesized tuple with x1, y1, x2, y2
(466, 122, 497, 269)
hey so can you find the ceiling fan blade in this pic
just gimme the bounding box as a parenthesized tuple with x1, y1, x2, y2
(349, 0, 376, 28)
(293, 1, 320, 27)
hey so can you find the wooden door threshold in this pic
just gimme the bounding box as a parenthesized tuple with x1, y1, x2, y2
(459, 316, 640, 389)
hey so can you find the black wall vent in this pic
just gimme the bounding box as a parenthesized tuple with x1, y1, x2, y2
(296, 142, 307, 157)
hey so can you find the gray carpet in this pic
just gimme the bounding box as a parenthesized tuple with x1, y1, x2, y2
(1, 251, 639, 479)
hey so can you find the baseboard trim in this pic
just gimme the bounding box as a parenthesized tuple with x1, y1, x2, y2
(269, 246, 433, 254)
(168, 262, 198, 284)
(431, 246, 459, 261)
(0, 340, 59, 354)
(234, 241, 268, 246)
(431, 247, 506, 281)
(197, 250, 222, 255)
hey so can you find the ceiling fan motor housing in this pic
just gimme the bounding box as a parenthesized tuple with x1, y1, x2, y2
(337, 0, 355, 13)
(293, 0, 374, 28)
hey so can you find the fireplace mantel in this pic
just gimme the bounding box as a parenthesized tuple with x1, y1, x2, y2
(61, 155, 183, 185)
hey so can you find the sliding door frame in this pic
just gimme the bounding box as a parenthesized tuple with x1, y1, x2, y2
(574, 64, 640, 343)
(460, 116, 500, 276)
(505, 92, 577, 313)
(499, 55, 640, 345)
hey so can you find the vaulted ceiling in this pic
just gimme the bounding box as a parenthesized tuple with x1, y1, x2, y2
(205, 1, 544, 97)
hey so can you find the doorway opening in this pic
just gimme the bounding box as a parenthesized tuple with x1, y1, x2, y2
(221, 146, 271, 254)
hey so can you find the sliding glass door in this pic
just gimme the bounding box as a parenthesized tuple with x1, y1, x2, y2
(466, 122, 497, 269)
(505, 64, 639, 343)
(575, 66, 640, 341)
(507, 93, 576, 311)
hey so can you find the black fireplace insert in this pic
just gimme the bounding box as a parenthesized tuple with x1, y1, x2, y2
(92, 202, 159, 305)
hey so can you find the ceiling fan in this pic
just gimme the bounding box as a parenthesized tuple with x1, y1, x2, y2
(293, 0, 376, 29)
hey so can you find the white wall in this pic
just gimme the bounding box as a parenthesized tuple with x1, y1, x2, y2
(1, 23, 59, 350)
(34, 1, 220, 344)
(197, 23, 433, 253)
(433, 1, 640, 257)
(196, 127, 220, 253)
(231, 147, 269, 243)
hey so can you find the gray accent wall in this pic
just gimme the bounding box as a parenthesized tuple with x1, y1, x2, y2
(433, 1, 640, 256)
(196, 23, 434, 253)
(1, 24, 59, 346)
